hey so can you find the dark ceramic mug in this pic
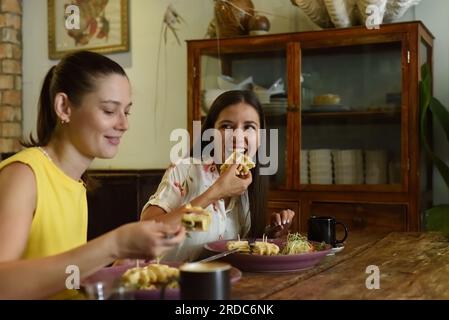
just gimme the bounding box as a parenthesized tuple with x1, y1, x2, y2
(307, 216, 348, 247)
(179, 262, 231, 300)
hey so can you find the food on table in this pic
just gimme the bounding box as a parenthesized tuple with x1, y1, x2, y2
(181, 203, 212, 231)
(226, 240, 251, 253)
(252, 241, 280, 256)
(226, 237, 280, 256)
(281, 233, 314, 254)
(121, 264, 179, 290)
(225, 233, 326, 256)
(220, 151, 255, 176)
(313, 94, 341, 105)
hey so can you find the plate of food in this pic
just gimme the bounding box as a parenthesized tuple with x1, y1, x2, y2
(204, 233, 332, 272)
(81, 261, 242, 300)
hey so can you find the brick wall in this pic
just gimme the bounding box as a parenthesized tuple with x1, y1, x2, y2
(0, 0, 21, 153)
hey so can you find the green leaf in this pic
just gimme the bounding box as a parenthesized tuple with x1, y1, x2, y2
(420, 64, 431, 111)
(419, 63, 449, 188)
(425, 205, 449, 235)
(432, 153, 449, 188)
(430, 97, 449, 142)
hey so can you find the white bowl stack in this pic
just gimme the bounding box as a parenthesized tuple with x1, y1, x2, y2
(300, 149, 309, 184)
(333, 149, 364, 184)
(309, 149, 333, 184)
(365, 150, 388, 184)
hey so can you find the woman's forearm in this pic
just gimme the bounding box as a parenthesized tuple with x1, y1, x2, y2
(189, 185, 221, 209)
(0, 230, 118, 299)
(141, 204, 185, 225)
(142, 185, 221, 225)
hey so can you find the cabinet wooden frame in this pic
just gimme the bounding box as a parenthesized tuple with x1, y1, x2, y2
(187, 22, 434, 232)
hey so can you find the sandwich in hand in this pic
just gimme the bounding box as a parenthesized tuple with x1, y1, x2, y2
(181, 203, 212, 231)
(219, 151, 255, 176)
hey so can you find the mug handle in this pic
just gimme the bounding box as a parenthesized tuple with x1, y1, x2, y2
(335, 221, 348, 244)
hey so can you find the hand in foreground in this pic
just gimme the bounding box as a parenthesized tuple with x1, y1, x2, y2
(266, 209, 295, 238)
(114, 221, 185, 260)
(211, 164, 252, 199)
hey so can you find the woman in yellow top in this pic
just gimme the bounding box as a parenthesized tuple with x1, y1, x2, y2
(0, 51, 185, 299)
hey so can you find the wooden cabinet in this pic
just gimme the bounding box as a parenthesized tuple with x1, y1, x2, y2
(86, 170, 164, 240)
(187, 22, 434, 234)
(310, 202, 406, 232)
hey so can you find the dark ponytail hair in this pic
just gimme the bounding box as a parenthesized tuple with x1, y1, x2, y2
(22, 50, 127, 147)
(198, 90, 269, 238)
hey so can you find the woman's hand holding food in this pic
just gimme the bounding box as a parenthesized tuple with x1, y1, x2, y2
(210, 164, 252, 199)
(113, 221, 185, 260)
(267, 209, 295, 238)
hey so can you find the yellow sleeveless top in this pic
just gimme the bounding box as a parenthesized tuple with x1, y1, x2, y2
(0, 147, 88, 259)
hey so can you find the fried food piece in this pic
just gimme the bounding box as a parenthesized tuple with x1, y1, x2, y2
(220, 151, 255, 176)
(181, 203, 212, 231)
(252, 241, 280, 256)
(121, 264, 179, 290)
(226, 240, 250, 253)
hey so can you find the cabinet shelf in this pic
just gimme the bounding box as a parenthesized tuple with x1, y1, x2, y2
(301, 110, 401, 124)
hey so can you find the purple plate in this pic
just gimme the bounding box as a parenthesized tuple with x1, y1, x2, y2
(204, 239, 332, 272)
(82, 261, 242, 300)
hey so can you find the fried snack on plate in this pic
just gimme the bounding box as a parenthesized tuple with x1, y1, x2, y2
(181, 203, 212, 231)
(226, 238, 279, 255)
(219, 151, 255, 176)
(252, 241, 280, 256)
(121, 264, 179, 290)
(226, 240, 250, 253)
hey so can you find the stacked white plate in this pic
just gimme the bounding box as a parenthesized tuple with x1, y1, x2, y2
(300, 150, 309, 184)
(309, 149, 333, 184)
(365, 150, 388, 184)
(333, 149, 364, 184)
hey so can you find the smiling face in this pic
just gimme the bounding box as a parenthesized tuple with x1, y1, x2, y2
(66, 74, 132, 159)
(213, 102, 261, 163)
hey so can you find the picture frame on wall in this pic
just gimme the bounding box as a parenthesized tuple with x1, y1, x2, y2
(48, 0, 129, 60)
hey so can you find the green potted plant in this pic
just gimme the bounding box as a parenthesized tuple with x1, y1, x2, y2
(420, 63, 449, 234)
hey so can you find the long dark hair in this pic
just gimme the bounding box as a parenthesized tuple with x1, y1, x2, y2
(22, 50, 127, 147)
(199, 90, 268, 238)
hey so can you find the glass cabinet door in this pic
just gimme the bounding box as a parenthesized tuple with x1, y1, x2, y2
(300, 42, 403, 188)
(200, 48, 288, 188)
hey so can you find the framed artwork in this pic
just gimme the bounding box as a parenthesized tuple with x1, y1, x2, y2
(48, 0, 129, 59)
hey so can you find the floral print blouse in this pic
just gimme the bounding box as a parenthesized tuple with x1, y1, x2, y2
(142, 158, 251, 262)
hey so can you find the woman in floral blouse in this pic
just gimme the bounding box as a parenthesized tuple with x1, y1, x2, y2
(141, 90, 294, 261)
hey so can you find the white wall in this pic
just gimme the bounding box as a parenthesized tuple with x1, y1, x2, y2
(22, 1, 447, 202)
(23, 0, 209, 169)
(22, 0, 303, 170)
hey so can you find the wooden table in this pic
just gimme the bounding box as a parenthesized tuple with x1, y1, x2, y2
(231, 232, 449, 300)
